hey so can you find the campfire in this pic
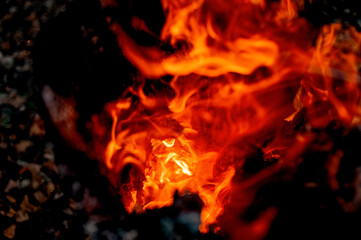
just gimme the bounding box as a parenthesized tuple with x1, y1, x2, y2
(87, 0, 361, 237)
(14, 0, 361, 239)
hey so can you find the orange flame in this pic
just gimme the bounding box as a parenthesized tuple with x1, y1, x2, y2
(94, 0, 361, 235)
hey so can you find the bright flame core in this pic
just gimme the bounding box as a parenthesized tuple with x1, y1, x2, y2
(94, 0, 361, 234)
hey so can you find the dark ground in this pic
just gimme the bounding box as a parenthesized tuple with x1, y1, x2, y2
(1, 0, 361, 239)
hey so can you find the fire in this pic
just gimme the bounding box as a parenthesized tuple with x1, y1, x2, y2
(91, 0, 361, 235)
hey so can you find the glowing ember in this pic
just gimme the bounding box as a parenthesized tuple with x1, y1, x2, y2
(91, 0, 361, 234)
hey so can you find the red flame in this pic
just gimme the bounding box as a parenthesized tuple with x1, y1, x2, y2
(91, 0, 361, 235)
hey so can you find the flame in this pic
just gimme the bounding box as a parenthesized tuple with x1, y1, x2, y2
(93, 0, 361, 235)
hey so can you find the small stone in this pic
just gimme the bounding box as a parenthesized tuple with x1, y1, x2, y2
(46, 182, 55, 195)
(3, 225, 16, 239)
(5, 195, 16, 204)
(43, 142, 55, 161)
(122, 230, 138, 240)
(54, 191, 64, 200)
(20, 195, 38, 213)
(34, 191, 48, 204)
(84, 221, 98, 237)
(69, 199, 77, 210)
(4, 180, 18, 192)
(63, 208, 73, 215)
(30, 114, 45, 137)
(5, 207, 17, 218)
(44, 160, 57, 173)
(15, 140, 34, 153)
(19, 179, 30, 189)
(8, 91, 26, 108)
(15, 210, 29, 222)
(9, 6, 18, 14)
